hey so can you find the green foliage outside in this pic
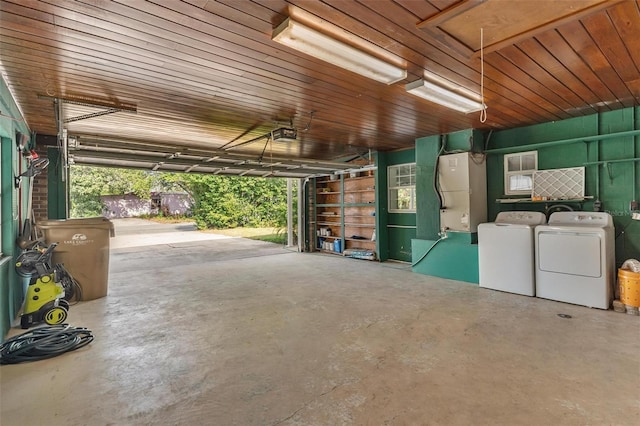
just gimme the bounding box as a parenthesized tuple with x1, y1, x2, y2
(163, 173, 293, 229)
(250, 232, 289, 245)
(70, 166, 154, 217)
(70, 166, 296, 230)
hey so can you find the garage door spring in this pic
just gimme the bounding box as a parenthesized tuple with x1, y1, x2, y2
(0, 324, 93, 364)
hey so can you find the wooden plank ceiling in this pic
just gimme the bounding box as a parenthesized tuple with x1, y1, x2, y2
(1, 0, 639, 175)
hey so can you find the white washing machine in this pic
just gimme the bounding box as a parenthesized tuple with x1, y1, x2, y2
(535, 212, 614, 309)
(478, 211, 547, 296)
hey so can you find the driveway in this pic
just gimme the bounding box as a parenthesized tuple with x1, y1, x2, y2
(110, 218, 234, 250)
(108, 218, 291, 270)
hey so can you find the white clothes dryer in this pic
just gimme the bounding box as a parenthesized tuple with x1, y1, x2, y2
(535, 212, 614, 309)
(478, 211, 547, 296)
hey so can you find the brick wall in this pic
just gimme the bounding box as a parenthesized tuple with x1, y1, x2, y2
(32, 147, 48, 222)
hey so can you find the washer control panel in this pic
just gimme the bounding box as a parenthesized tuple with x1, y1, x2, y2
(548, 211, 613, 227)
(495, 211, 546, 225)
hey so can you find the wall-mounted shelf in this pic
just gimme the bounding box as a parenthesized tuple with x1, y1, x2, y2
(318, 235, 340, 240)
(319, 248, 342, 255)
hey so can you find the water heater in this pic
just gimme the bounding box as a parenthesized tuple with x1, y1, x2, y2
(438, 152, 487, 232)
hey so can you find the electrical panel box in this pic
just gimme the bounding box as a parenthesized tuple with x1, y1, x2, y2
(438, 152, 487, 232)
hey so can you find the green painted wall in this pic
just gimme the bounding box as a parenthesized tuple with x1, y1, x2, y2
(443, 129, 485, 153)
(376, 152, 389, 260)
(487, 107, 640, 266)
(1, 76, 32, 339)
(415, 135, 441, 240)
(412, 110, 639, 282)
(412, 232, 480, 283)
(1, 137, 18, 339)
(377, 149, 416, 262)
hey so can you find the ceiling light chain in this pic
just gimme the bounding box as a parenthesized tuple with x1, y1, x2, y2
(479, 27, 487, 124)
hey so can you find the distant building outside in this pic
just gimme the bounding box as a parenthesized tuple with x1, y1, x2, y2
(101, 192, 192, 218)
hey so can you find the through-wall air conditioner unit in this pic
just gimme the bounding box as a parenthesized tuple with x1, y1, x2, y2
(271, 127, 297, 142)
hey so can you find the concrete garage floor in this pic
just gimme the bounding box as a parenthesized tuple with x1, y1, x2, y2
(1, 219, 639, 425)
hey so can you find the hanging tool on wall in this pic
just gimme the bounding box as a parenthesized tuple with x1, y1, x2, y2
(15, 152, 49, 247)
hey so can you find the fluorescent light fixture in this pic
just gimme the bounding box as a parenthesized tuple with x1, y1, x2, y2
(406, 79, 485, 113)
(272, 18, 407, 85)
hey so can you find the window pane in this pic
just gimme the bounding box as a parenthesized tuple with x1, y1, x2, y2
(399, 176, 411, 186)
(397, 188, 412, 210)
(388, 167, 397, 180)
(521, 154, 536, 171)
(509, 174, 533, 192)
(507, 156, 521, 172)
(388, 164, 416, 211)
(504, 152, 538, 194)
(389, 189, 399, 209)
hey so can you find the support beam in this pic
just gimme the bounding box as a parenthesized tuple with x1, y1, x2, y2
(287, 178, 294, 247)
(297, 178, 304, 252)
(484, 129, 640, 155)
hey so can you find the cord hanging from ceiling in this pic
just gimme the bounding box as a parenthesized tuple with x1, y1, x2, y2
(257, 133, 272, 163)
(270, 135, 273, 177)
(479, 28, 487, 124)
(302, 110, 315, 131)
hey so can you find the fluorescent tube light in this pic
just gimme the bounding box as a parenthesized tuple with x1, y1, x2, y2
(406, 79, 485, 113)
(273, 18, 407, 85)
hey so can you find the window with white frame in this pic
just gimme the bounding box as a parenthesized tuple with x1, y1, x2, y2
(504, 151, 537, 195)
(388, 163, 416, 212)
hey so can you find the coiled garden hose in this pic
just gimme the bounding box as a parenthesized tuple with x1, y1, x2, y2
(0, 324, 93, 364)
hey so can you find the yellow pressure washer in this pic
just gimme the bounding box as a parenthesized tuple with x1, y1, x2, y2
(16, 242, 74, 329)
(20, 272, 69, 328)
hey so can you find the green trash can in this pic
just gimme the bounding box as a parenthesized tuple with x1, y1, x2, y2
(37, 217, 115, 301)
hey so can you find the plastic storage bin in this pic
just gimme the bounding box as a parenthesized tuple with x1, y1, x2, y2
(619, 268, 640, 308)
(37, 217, 115, 301)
